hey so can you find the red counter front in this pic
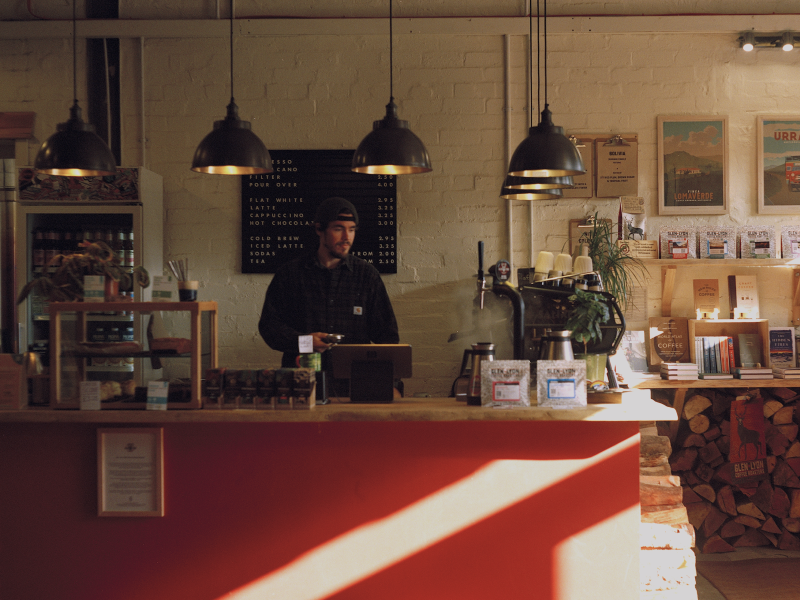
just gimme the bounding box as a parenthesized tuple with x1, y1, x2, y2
(0, 399, 674, 600)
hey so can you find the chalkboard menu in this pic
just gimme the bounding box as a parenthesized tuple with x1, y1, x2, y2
(241, 150, 397, 274)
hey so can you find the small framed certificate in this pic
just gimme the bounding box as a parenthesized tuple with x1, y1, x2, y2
(98, 428, 164, 517)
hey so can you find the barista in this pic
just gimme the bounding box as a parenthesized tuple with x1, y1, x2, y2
(258, 196, 399, 375)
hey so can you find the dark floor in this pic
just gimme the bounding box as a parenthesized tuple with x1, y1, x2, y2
(695, 546, 800, 599)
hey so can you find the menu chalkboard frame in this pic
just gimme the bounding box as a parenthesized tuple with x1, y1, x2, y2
(241, 150, 397, 274)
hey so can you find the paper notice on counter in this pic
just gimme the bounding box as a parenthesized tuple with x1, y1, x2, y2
(151, 275, 175, 301)
(80, 381, 102, 410)
(298, 335, 313, 354)
(146, 381, 169, 410)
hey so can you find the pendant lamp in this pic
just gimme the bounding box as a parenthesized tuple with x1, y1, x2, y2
(500, 183, 563, 201)
(502, 174, 573, 190)
(34, 0, 116, 177)
(352, 0, 431, 175)
(506, 0, 585, 178)
(191, 0, 272, 175)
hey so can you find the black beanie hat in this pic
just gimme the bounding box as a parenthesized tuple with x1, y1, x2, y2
(314, 197, 359, 228)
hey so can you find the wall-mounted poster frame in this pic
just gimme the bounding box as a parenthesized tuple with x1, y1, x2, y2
(657, 116, 728, 215)
(98, 428, 164, 517)
(757, 116, 800, 214)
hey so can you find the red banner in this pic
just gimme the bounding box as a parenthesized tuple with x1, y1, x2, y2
(729, 396, 767, 486)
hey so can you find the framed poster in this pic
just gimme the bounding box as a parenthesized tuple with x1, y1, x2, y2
(657, 116, 728, 215)
(98, 428, 164, 517)
(757, 116, 800, 214)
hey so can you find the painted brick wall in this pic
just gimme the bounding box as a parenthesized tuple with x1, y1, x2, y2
(3, 7, 800, 395)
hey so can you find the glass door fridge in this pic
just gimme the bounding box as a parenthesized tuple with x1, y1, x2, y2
(14, 167, 163, 406)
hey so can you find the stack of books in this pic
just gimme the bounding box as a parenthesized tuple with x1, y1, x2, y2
(660, 362, 699, 381)
(733, 367, 774, 380)
(772, 366, 800, 379)
(694, 335, 734, 375)
(699, 371, 733, 380)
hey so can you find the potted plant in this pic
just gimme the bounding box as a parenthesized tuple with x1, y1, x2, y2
(16, 240, 150, 304)
(565, 287, 611, 383)
(582, 212, 645, 310)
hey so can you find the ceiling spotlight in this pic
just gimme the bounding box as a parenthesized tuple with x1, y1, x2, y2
(741, 31, 755, 52)
(782, 32, 794, 51)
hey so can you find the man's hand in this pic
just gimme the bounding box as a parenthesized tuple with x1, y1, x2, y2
(311, 332, 332, 351)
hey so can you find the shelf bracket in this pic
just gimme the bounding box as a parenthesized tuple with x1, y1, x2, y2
(661, 265, 677, 317)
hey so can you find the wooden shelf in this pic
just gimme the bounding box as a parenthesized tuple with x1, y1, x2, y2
(642, 258, 800, 267)
(634, 378, 800, 389)
(49, 301, 218, 409)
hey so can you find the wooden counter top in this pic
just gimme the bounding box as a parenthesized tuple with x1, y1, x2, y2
(0, 393, 676, 424)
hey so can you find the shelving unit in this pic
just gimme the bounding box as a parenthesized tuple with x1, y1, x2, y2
(640, 258, 800, 319)
(49, 301, 218, 409)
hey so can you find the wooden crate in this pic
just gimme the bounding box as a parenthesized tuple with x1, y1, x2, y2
(688, 319, 770, 368)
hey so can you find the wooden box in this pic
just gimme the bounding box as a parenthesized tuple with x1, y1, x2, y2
(0, 354, 26, 409)
(688, 319, 770, 369)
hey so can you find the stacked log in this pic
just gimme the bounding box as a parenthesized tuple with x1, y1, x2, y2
(640, 422, 698, 600)
(666, 388, 800, 554)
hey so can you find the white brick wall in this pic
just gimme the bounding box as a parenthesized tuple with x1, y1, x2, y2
(4, 5, 800, 394)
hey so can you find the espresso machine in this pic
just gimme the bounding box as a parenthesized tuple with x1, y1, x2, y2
(452, 241, 626, 393)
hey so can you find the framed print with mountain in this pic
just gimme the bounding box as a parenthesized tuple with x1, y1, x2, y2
(757, 116, 800, 214)
(657, 116, 728, 215)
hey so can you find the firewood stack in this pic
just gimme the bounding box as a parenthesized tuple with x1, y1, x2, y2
(639, 421, 698, 599)
(662, 388, 800, 554)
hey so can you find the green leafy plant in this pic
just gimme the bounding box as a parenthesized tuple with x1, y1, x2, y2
(16, 241, 150, 304)
(583, 212, 645, 310)
(565, 288, 611, 353)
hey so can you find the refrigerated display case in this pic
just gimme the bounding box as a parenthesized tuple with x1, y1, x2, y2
(14, 167, 163, 404)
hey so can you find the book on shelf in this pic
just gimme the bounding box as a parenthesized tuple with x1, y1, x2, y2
(734, 367, 773, 379)
(693, 279, 720, 316)
(773, 372, 800, 379)
(648, 317, 690, 370)
(772, 367, 800, 375)
(660, 362, 699, 371)
(738, 333, 764, 368)
(728, 275, 760, 319)
(694, 336, 731, 374)
(661, 373, 699, 381)
(699, 372, 734, 379)
(769, 327, 796, 370)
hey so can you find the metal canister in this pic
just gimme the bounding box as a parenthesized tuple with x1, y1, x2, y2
(540, 330, 575, 361)
(466, 342, 495, 406)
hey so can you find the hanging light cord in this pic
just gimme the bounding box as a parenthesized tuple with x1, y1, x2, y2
(543, 0, 548, 108)
(71, 0, 77, 106)
(389, 0, 394, 103)
(229, 0, 235, 103)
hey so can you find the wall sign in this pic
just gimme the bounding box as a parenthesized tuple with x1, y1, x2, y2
(241, 150, 397, 274)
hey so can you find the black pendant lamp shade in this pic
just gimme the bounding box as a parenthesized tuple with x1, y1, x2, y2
(35, 101, 116, 177)
(500, 182, 563, 201)
(352, 0, 431, 175)
(503, 172, 573, 190)
(507, 106, 585, 178)
(191, 0, 272, 175)
(191, 100, 272, 175)
(34, 0, 115, 177)
(352, 99, 432, 175)
(505, 0, 585, 181)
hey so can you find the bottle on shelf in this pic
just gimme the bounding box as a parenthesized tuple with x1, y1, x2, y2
(113, 230, 125, 263)
(61, 229, 74, 256)
(32, 228, 45, 272)
(74, 228, 85, 253)
(123, 230, 134, 268)
(44, 229, 59, 266)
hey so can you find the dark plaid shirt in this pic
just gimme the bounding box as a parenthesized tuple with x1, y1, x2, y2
(258, 251, 399, 367)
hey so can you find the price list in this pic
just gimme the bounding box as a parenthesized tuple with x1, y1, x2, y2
(241, 150, 397, 274)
